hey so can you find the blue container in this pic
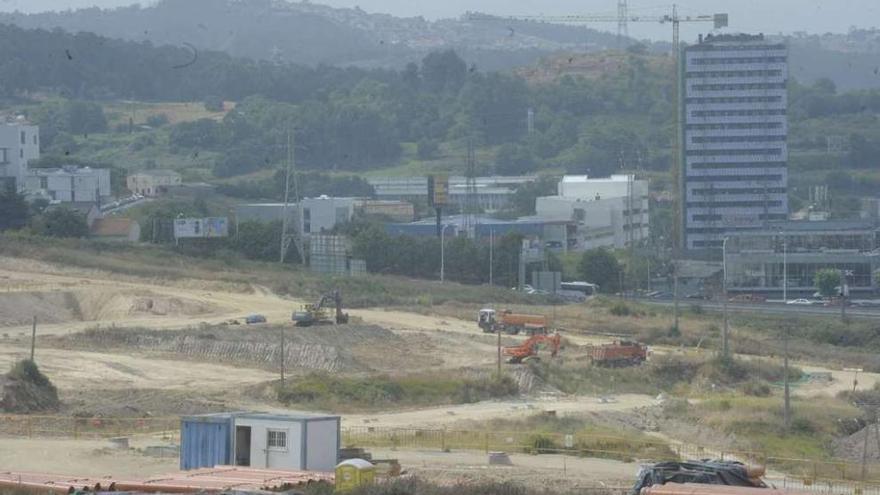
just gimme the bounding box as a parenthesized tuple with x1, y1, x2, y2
(180, 414, 234, 470)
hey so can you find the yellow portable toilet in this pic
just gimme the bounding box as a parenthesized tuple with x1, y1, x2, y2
(335, 458, 375, 492)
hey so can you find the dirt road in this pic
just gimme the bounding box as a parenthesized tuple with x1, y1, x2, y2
(0, 437, 178, 478)
(0, 345, 275, 392)
(343, 394, 656, 429)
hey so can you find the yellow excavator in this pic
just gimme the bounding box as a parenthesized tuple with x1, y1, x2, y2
(292, 290, 349, 327)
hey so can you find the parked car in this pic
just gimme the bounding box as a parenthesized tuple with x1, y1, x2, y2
(245, 314, 267, 324)
(786, 298, 813, 305)
(686, 293, 710, 300)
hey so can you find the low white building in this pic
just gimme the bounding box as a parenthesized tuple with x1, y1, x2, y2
(235, 197, 413, 235)
(535, 175, 649, 251)
(127, 169, 182, 197)
(180, 412, 341, 472)
(25, 166, 112, 203)
(0, 120, 40, 192)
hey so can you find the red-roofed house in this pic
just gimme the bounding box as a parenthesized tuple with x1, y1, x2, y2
(90, 217, 140, 242)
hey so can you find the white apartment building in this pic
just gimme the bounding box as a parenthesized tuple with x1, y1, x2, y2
(25, 166, 112, 203)
(535, 175, 649, 251)
(0, 121, 40, 192)
(682, 33, 789, 250)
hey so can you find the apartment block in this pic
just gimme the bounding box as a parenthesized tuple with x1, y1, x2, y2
(682, 33, 789, 250)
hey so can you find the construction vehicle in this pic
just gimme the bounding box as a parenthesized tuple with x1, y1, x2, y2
(503, 333, 561, 364)
(478, 309, 548, 335)
(589, 340, 648, 367)
(292, 290, 349, 327)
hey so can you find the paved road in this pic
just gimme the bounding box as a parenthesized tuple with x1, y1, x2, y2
(633, 297, 880, 320)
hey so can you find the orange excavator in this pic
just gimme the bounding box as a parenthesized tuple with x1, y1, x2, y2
(503, 333, 562, 364)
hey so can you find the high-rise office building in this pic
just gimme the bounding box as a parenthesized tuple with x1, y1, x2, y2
(682, 33, 788, 250)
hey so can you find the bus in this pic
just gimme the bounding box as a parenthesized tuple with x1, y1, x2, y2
(560, 281, 599, 297)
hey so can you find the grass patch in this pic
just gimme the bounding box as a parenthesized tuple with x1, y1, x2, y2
(462, 414, 677, 462)
(689, 395, 860, 460)
(274, 372, 518, 412)
(0, 233, 536, 308)
(528, 355, 802, 396)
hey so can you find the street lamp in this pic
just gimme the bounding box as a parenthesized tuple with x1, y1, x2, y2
(780, 231, 787, 302)
(440, 224, 454, 283)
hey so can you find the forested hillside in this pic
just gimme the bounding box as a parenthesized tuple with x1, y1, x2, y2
(1, 21, 878, 219)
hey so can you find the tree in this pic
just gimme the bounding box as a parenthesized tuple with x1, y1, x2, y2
(204, 95, 224, 112)
(495, 143, 536, 175)
(421, 50, 467, 93)
(0, 190, 29, 231)
(416, 138, 440, 160)
(228, 221, 299, 263)
(578, 248, 622, 293)
(814, 269, 841, 298)
(35, 207, 89, 238)
(504, 176, 557, 217)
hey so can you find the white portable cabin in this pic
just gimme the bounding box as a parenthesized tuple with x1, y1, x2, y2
(181, 411, 341, 472)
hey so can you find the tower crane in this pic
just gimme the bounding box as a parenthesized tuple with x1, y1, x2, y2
(467, 7, 729, 254)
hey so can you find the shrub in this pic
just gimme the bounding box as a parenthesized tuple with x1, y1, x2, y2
(740, 380, 772, 397)
(609, 302, 631, 316)
(9, 360, 52, 387)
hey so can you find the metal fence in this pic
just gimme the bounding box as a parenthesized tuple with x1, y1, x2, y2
(0, 414, 179, 439)
(5, 415, 880, 493)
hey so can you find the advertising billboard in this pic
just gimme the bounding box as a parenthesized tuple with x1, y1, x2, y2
(174, 217, 229, 239)
(427, 175, 448, 207)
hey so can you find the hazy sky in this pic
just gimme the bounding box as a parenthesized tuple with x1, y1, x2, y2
(0, 0, 877, 41)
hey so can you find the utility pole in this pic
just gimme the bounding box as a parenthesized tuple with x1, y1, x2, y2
(280, 325, 285, 383)
(527, 108, 535, 135)
(489, 229, 494, 287)
(861, 408, 873, 482)
(29, 316, 36, 362)
(672, 261, 680, 331)
(722, 237, 729, 359)
(280, 129, 293, 264)
(496, 329, 502, 378)
(841, 269, 852, 323)
(783, 325, 791, 434)
(617, 0, 629, 48)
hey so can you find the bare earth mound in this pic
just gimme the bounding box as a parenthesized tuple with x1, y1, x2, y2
(0, 290, 216, 327)
(49, 324, 405, 373)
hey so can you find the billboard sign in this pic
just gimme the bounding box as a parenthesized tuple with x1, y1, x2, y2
(427, 174, 448, 207)
(174, 217, 229, 239)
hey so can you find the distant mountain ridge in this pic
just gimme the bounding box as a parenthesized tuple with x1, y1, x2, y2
(0, 0, 877, 89)
(0, 0, 624, 70)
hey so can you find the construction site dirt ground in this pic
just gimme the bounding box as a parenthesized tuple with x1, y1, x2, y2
(2, 255, 880, 487)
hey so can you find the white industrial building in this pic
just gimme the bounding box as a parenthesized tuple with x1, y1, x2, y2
(24, 166, 112, 204)
(127, 169, 182, 197)
(368, 175, 537, 212)
(235, 197, 413, 235)
(682, 33, 789, 250)
(0, 120, 40, 192)
(535, 175, 649, 251)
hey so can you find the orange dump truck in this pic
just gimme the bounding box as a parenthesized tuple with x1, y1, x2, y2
(478, 309, 548, 335)
(590, 340, 648, 367)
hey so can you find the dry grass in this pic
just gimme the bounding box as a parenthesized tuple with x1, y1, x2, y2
(102, 100, 234, 126)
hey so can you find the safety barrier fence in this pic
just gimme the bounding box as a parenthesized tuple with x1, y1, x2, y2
(0, 414, 179, 439)
(341, 426, 880, 487)
(4, 416, 880, 494)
